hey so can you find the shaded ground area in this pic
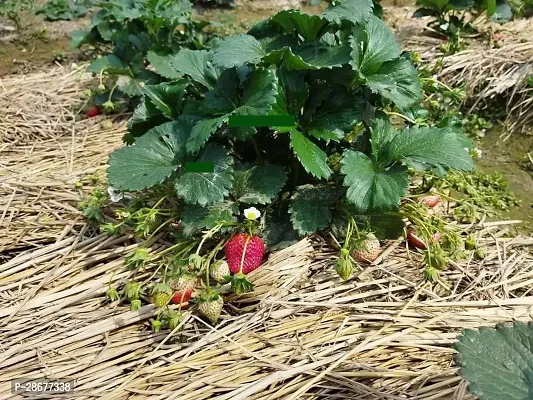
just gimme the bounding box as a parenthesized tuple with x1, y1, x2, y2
(479, 130, 533, 230)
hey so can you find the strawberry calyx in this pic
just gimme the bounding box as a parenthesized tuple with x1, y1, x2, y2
(226, 272, 254, 295)
(198, 287, 220, 303)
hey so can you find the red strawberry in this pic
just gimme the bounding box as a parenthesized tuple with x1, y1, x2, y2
(171, 289, 193, 305)
(407, 228, 441, 250)
(87, 105, 100, 118)
(169, 276, 196, 307)
(492, 32, 503, 41)
(352, 234, 380, 263)
(420, 194, 441, 208)
(224, 233, 265, 274)
(407, 229, 426, 249)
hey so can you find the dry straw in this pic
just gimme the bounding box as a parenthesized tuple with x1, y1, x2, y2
(1, 67, 532, 400)
(402, 15, 533, 135)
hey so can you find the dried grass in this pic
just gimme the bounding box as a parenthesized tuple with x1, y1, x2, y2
(1, 66, 533, 400)
(413, 17, 533, 135)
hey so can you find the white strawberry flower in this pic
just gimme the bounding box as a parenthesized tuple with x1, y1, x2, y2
(108, 186, 124, 203)
(465, 147, 482, 159)
(244, 207, 261, 220)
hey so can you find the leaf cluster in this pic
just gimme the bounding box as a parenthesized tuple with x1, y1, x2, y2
(71, 0, 214, 102)
(414, 0, 513, 40)
(36, 0, 91, 21)
(107, 0, 473, 246)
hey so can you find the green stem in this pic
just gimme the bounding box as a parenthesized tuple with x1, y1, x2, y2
(251, 138, 263, 164)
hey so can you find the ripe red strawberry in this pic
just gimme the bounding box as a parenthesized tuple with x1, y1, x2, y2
(169, 276, 196, 307)
(210, 260, 230, 283)
(170, 289, 193, 305)
(86, 105, 100, 118)
(420, 194, 441, 208)
(352, 234, 380, 263)
(224, 233, 265, 274)
(407, 229, 426, 249)
(198, 290, 223, 324)
(407, 228, 441, 250)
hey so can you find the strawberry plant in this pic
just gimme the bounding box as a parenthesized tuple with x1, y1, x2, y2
(414, 0, 513, 52)
(71, 0, 214, 110)
(106, 0, 474, 253)
(36, 0, 91, 21)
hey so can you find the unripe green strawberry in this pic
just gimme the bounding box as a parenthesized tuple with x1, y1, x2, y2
(151, 283, 172, 308)
(352, 233, 380, 263)
(198, 290, 223, 324)
(335, 249, 353, 280)
(210, 260, 230, 283)
(152, 292, 171, 308)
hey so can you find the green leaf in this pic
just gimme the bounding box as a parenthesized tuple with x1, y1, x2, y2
(341, 150, 409, 212)
(491, 0, 512, 22)
(70, 29, 94, 49)
(170, 50, 219, 90)
(181, 202, 237, 237)
(485, 0, 496, 15)
(289, 184, 337, 235)
(290, 130, 332, 179)
(365, 57, 423, 110)
(212, 34, 268, 69)
(306, 89, 364, 142)
(330, 204, 406, 240)
(454, 321, 533, 400)
(263, 203, 300, 250)
(232, 164, 288, 204)
(108, 121, 190, 191)
(87, 55, 129, 75)
(278, 68, 309, 115)
(142, 83, 186, 118)
(174, 143, 234, 206)
(322, 0, 374, 24)
(350, 16, 401, 75)
(449, 0, 475, 10)
(370, 112, 396, 164)
(284, 43, 352, 71)
(187, 116, 227, 154)
(147, 51, 183, 80)
(235, 68, 278, 116)
(202, 68, 241, 115)
(269, 10, 330, 41)
(188, 68, 278, 152)
(387, 125, 474, 171)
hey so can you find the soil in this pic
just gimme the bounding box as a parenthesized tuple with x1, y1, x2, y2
(478, 130, 533, 231)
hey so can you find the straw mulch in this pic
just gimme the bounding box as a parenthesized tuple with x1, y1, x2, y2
(0, 66, 126, 255)
(1, 68, 533, 400)
(400, 13, 533, 135)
